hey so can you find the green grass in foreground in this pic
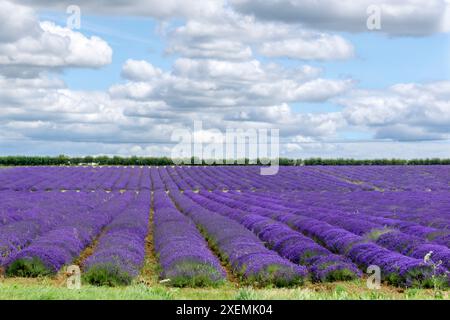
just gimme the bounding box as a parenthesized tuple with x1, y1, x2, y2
(0, 279, 447, 300)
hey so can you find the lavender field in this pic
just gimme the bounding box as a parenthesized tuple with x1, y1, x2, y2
(0, 166, 449, 290)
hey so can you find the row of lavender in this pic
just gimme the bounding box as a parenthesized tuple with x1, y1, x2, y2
(153, 191, 226, 286)
(83, 191, 150, 285)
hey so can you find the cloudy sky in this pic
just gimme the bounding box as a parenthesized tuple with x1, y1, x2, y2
(1, 0, 450, 158)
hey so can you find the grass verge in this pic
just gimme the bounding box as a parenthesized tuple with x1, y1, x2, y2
(0, 277, 447, 300)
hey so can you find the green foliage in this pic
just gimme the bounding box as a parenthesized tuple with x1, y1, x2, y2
(332, 285, 349, 299)
(6, 258, 53, 277)
(163, 262, 226, 287)
(241, 264, 305, 288)
(235, 287, 260, 300)
(1, 155, 450, 166)
(83, 264, 133, 287)
(0, 155, 175, 166)
(320, 269, 359, 283)
(299, 250, 322, 265)
(365, 228, 393, 241)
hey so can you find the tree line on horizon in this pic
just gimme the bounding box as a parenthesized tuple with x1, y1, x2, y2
(0, 155, 450, 166)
